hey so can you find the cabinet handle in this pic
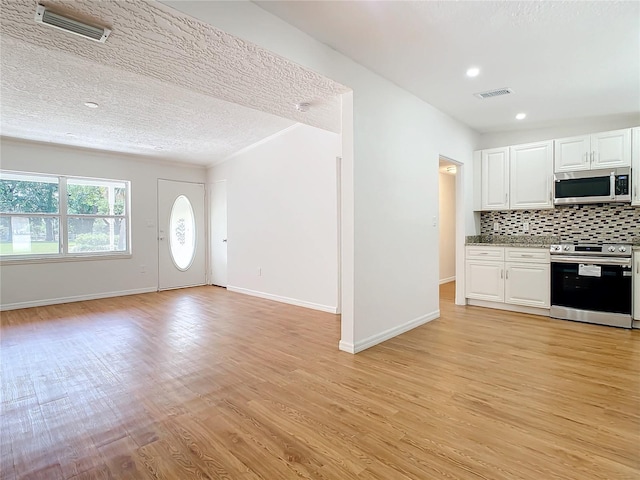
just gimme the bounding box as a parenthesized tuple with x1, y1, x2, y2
(520, 254, 533, 257)
(637, 260, 639, 274)
(610, 172, 615, 199)
(478, 252, 488, 255)
(506, 269, 509, 279)
(505, 193, 508, 204)
(501, 269, 503, 279)
(585, 152, 589, 164)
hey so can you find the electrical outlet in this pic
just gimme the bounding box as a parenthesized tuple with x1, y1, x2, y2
(139, 264, 146, 274)
(523, 222, 529, 233)
(493, 222, 499, 232)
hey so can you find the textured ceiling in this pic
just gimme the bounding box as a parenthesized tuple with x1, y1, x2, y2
(256, 1, 640, 133)
(0, 0, 348, 165)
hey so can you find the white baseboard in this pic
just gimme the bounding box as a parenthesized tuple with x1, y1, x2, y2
(339, 309, 440, 354)
(439, 276, 456, 285)
(0, 287, 158, 311)
(226, 285, 338, 314)
(467, 299, 550, 317)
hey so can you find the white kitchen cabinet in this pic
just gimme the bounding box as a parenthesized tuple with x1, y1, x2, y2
(509, 141, 553, 210)
(634, 251, 639, 322)
(481, 147, 510, 210)
(466, 261, 505, 302)
(505, 262, 550, 308)
(555, 135, 591, 172)
(632, 127, 640, 206)
(555, 129, 631, 173)
(466, 246, 550, 311)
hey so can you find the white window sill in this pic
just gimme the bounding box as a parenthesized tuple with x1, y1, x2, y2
(0, 252, 133, 265)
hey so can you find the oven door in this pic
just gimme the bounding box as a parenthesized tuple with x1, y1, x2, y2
(551, 256, 633, 327)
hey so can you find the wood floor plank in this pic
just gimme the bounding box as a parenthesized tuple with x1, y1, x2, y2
(1, 282, 638, 479)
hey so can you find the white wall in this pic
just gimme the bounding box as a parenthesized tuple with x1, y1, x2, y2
(439, 173, 456, 283)
(478, 113, 640, 149)
(164, 1, 480, 352)
(0, 138, 206, 309)
(208, 124, 341, 313)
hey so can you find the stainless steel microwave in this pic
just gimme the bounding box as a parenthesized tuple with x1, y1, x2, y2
(554, 167, 631, 205)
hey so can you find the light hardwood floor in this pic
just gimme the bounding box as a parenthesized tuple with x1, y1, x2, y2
(1, 283, 639, 479)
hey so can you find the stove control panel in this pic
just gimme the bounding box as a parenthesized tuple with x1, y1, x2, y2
(550, 244, 632, 257)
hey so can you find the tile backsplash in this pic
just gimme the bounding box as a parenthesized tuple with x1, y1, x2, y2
(480, 204, 640, 243)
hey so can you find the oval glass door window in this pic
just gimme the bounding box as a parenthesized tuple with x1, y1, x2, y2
(169, 195, 196, 270)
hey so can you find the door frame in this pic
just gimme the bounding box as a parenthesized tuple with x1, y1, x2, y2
(438, 155, 465, 306)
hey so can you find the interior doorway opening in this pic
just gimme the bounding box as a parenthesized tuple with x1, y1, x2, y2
(438, 156, 464, 306)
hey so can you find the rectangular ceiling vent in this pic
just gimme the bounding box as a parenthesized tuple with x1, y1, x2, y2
(34, 5, 111, 43)
(474, 88, 514, 99)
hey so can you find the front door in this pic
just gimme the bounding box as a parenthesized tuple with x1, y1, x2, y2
(158, 179, 206, 290)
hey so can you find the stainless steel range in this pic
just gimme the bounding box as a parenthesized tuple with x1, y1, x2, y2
(550, 243, 633, 328)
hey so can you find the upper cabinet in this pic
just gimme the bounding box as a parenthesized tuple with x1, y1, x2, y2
(481, 147, 510, 210)
(554, 135, 591, 172)
(475, 127, 636, 212)
(632, 127, 640, 206)
(554, 129, 631, 173)
(509, 141, 553, 210)
(479, 142, 553, 211)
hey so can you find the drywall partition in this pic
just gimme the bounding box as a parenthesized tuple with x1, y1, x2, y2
(208, 124, 341, 313)
(164, 1, 479, 352)
(0, 138, 206, 309)
(439, 172, 456, 283)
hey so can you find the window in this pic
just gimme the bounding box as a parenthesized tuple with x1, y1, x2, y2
(0, 171, 130, 260)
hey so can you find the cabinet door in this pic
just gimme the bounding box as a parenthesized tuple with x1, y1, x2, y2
(634, 252, 640, 321)
(592, 129, 631, 169)
(481, 147, 509, 210)
(510, 141, 553, 210)
(632, 127, 640, 206)
(555, 136, 590, 173)
(465, 260, 504, 302)
(505, 262, 550, 308)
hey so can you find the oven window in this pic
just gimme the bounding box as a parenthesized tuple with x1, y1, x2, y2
(555, 176, 610, 198)
(551, 263, 632, 314)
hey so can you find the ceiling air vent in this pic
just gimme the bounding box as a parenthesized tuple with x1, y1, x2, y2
(474, 88, 513, 99)
(34, 5, 111, 43)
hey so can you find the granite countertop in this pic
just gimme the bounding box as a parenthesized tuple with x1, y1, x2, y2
(465, 235, 560, 248)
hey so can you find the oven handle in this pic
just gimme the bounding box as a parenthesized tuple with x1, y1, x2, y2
(550, 256, 631, 266)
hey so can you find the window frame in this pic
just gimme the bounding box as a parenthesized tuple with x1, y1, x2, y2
(0, 170, 131, 263)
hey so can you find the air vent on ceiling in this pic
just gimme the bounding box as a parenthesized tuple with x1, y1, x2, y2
(474, 88, 513, 99)
(34, 5, 111, 43)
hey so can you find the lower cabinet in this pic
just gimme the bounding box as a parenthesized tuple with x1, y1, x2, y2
(465, 260, 505, 302)
(504, 262, 550, 308)
(466, 246, 550, 310)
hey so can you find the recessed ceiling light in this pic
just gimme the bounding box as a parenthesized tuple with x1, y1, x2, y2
(65, 132, 75, 137)
(84, 102, 99, 109)
(466, 67, 480, 78)
(154, 146, 163, 151)
(515, 113, 527, 120)
(294, 102, 311, 112)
